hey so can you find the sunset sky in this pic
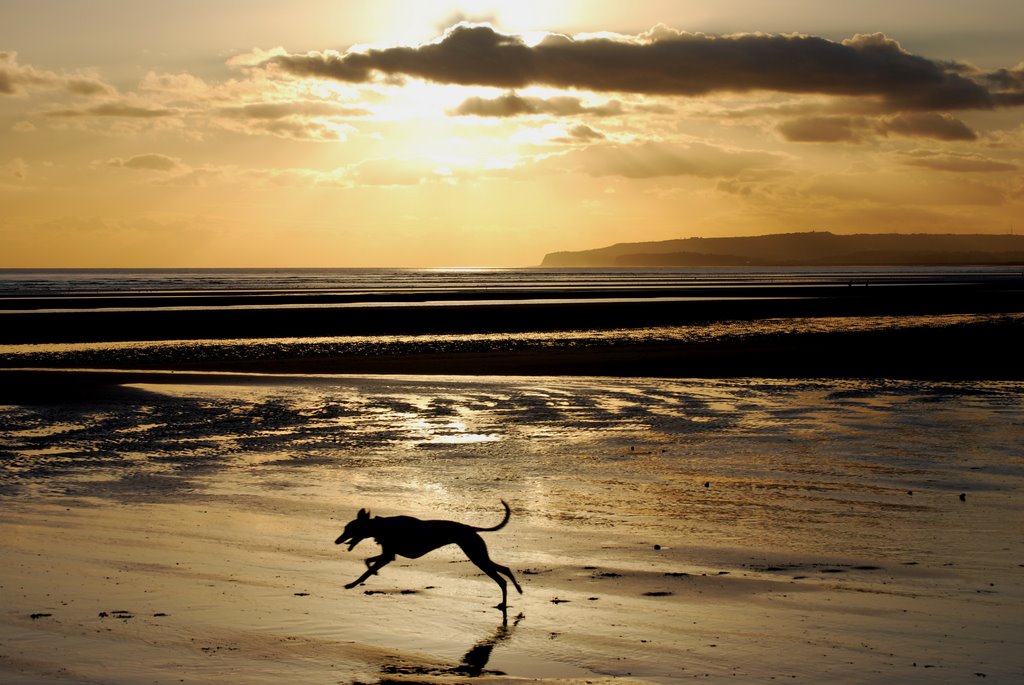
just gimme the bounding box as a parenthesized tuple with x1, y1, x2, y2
(2, 0, 1024, 267)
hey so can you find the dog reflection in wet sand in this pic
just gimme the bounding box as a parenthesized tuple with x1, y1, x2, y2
(335, 500, 523, 611)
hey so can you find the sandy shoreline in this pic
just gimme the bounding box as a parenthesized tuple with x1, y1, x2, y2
(2, 372, 1023, 683)
(7, 492, 1016, 684)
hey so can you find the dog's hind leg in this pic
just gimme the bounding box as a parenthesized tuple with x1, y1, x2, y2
(484, 566, 509, 610)
(500, 565, 523, 595)
(486, 563, 522, 614)
(458, 537, 519, 610)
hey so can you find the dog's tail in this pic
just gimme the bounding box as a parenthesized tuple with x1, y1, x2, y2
(473, 500, 512, 532)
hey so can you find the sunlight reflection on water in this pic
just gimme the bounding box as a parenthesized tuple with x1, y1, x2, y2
(2, 376, 1021, 554)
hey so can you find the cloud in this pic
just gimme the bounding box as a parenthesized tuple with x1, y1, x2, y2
(808, 172, 1005, 206)
(3, 157, 28, 180)
(216, 101, 369, 120)
(260, 24, 1004, 112)
(65, 79, 114, 97)
(243, 118, 348, 140)
(212, 101, 367, 140)
(984, 63, 1024, 105)
(777, 116, 862, 142)
(877, 112, 976, 141)
(549, 124, 607, 144)
(139, 70, 213, 97)
(140, 67, 368, 141)
(778, 112, 976, 142)
(898, 150, 1018, 173)
(716, 97, 892, 123)
(0, 51, 115, 97)
(225, 46, 290, 69)
(103, 153, 184, 172)
(149, 163, 317, 188)
(542, 141, 780, 179)
(452, 92, 623, 117)
(42, 102, 179, 118)
(564, 124, 605, 141)
(211, 102, 362, 140)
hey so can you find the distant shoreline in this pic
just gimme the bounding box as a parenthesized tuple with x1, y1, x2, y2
(541, 231, 1024, 267)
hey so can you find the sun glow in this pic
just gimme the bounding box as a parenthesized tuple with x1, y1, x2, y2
(370, 82, 496, 121)
(355, 83, 542, 172)
(346, 1, 584, 48)
(436, 1, 584, 34)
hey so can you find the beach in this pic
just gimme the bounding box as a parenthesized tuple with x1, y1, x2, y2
(2, 269, 1023, 683)
(2, 371, 1023, 684)
(8, 0, 1024, 678)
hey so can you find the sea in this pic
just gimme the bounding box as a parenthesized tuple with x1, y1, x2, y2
(2, 266, 1022, 367)
(1, 265, 1020, 295)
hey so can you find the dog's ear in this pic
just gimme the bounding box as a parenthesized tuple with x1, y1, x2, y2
(357, 508, 370, 519)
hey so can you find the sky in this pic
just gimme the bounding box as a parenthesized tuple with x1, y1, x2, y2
(2, 1, 1024, 267)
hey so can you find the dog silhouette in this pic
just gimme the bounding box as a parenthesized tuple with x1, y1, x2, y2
(336, 500, 523, 611)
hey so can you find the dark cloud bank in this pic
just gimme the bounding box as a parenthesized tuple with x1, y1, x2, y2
(262, 24, 1024, 112)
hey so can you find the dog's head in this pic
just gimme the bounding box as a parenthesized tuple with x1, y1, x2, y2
(335, 508, 373, 550)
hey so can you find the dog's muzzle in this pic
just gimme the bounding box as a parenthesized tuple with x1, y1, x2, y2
(335, 535, 359, 551)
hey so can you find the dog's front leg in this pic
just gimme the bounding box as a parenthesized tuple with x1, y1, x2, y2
(344, 566, 377, 589)
(345, 552, 394, 589)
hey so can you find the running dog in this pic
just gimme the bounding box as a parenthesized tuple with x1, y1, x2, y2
(335, 500, 523, 611)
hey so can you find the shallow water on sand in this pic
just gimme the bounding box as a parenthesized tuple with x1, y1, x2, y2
(3, 374, 1021, 515)
(1, 373, 1023, 683)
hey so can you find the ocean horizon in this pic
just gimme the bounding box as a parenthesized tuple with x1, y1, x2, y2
(3, 264, 1022, 295)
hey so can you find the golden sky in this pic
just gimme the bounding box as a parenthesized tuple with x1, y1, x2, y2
(2, 0, 1023, 267)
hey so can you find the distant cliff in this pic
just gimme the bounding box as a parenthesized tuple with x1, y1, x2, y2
(540, 232, 1024, 267)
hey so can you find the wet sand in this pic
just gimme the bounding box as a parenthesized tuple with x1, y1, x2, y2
(6, 491, 1018, 684)
(2, 372, 1022, 683)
